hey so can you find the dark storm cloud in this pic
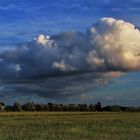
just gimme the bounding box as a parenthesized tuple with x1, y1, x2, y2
(0, 72, 113, 100)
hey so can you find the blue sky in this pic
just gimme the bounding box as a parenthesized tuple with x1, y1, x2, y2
(1, 0, 140, 44)
(0, 0, 140, 105)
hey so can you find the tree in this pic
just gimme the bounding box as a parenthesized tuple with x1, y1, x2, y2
(95, 102, 102, 111)
(35, 104, 45, 111)
(22, 102, 36, 111)
(0, 102, 5, 111)
(13, 102, 22, 111)
(47, 103, 55, 111)
(110, 105, 121, 112)
(5, 105, 13, 111)
(54, 104, 63, 111)
(77, 104, 88, 111)
(103, 105, 121, 112)
(89, 104, 96, 111)
(0, 102, 5, 107)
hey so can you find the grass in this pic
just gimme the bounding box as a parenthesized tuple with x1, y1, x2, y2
(0, 112, 140, 140)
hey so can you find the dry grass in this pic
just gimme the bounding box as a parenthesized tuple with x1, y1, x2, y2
(0, 112, 140, 140)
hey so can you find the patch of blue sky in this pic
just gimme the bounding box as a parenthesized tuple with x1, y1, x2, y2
(0, 0, 140, 45)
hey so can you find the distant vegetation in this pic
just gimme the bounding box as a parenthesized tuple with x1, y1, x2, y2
(0, 102, 140, 112)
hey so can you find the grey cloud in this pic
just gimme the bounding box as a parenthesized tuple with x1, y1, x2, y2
(0, 18, 140, 80)
(0, 72, 114, 102)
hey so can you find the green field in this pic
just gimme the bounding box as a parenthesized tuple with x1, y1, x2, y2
(0, 112, 140, 140)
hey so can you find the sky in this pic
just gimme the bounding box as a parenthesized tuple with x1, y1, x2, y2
(0, 0, 140, 106)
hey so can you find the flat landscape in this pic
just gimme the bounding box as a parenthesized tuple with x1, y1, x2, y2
(0, 112, 139, 140)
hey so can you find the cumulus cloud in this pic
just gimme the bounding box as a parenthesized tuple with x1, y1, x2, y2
(0, 17, 140, 79)
(88, 18, 140, 71)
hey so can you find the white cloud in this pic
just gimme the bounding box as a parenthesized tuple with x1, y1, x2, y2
(52, 60, 76, 71)
(36, 34, 51, 46)
(0, 17, 140, 79)
(88, 17, 140, 71)
(15, 64, 21, 72)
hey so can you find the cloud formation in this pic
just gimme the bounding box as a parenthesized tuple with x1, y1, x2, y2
(0, 17, 140, 79)
(88, 18, 140, 71)
(0, 72, 114, 104)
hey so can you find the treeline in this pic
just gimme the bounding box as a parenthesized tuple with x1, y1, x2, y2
(0, 102, 140, 112)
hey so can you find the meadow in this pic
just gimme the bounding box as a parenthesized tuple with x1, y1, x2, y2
(0, 112, 140, 140)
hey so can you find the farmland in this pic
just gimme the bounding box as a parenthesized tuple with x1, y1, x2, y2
(0, 112, 140, 140)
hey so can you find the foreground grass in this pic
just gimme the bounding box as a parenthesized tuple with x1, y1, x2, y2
(0, 112, 140, 140)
